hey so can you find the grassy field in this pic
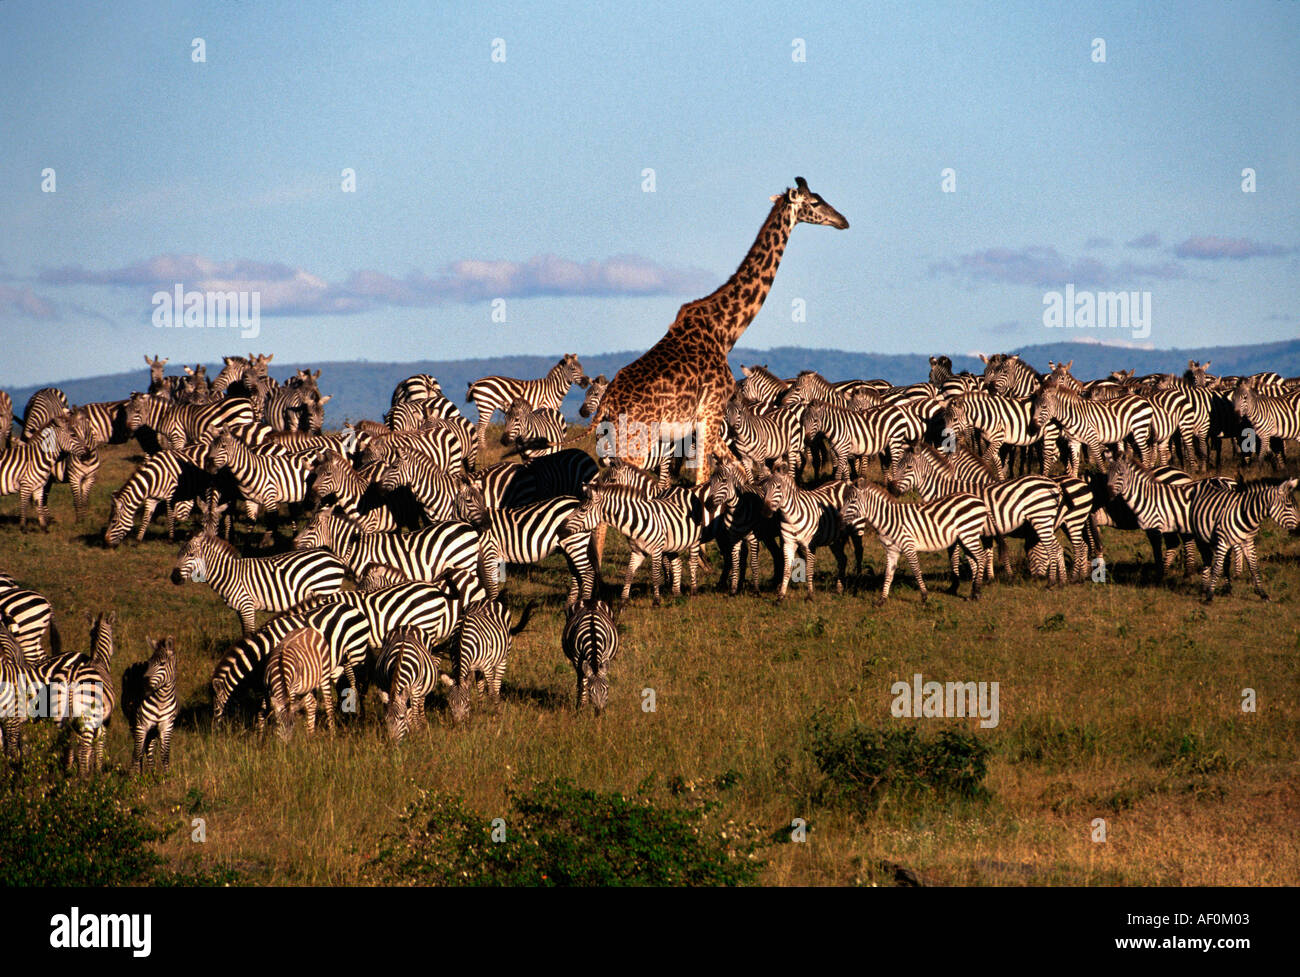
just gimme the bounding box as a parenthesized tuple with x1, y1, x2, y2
(2, 432, 1298, 886)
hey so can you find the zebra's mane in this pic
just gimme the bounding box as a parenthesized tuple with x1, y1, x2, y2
(199, 533, 241, 559)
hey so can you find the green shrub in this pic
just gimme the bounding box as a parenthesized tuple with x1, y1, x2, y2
(0, 754, 168, 886)
(370, 780, 760, 886)
(809, 716, 991, 810)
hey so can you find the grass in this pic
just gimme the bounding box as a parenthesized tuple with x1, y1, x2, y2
(1, 430, 1297, 885)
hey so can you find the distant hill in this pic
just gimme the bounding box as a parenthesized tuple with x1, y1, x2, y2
(8, 339, 1299, 430)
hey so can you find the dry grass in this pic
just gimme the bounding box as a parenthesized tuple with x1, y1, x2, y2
(1, 433, 1297, 885)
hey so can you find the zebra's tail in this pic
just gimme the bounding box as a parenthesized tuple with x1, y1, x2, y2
(510, 599, 538, 637)
(48, 619, 62, 657)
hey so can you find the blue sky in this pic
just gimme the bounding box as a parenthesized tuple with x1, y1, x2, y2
(1, 0, 1296, 386)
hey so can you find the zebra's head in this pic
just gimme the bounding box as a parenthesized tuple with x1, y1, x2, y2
(778, 177, 850, 230)
(87, 610, 116, 667)
(757, 464, 795, 515)
(375, 445, 412, 495)
(558, 353, 585, 387)
(799, 401, 827, 440)
(579, 375, 608, 418)
(205, 430, 237, 474)
(738, 364, 787, 405)
(293, 508, 337, 551)
(173, 534, 215, 584)
(104, 488, 135, 548)
(1263, 479, 1300, 533)
(1184, 360, 1213, 387)
(453, 480, 489, 527)
(942, 399, 969, 437)
(565, 483, 607, 534)
(501, 398, 531, 445)
(929, 355, 953, 384)
(380, 683, 414, 742)
(1105, 457, 1140, 499)
(1030, 386, 1058, 431)
(780, 371, 822, 409)
(447, 683, 473, 725)
(586, 663, 610, 715)
(144, 636, 177, 692)
(888, 450, 921, 496)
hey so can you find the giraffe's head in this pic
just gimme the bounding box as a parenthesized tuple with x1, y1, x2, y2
(774, 177, 849, 229)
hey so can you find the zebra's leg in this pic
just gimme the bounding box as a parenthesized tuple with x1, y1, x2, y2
(1244, 539, 1267, 599)
(1203, 538, 1230, 602)
(237, 600, 257, 637)
(802, 543, 816, 601)
(575, 667, 586, 710)
(688, 543, 700, 597)
(304, 691, 317, 736)
(132, 721, 147, 774)
(649, 548, 664, 607)
(320, 677, 335, 733)
(746, 532, 761, 594)
(965, 536, 984, 600)
(159, 716, 174, 769)
(948, 544, 962, 593)
(903, 545, 926, 604)
(776, 537, 797, 603)
(622, 550, 644, 605)
(876, 547, 899, 604)
(667, 554, 682, 597)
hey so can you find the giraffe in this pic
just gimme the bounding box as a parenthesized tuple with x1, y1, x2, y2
(588, 177, 848, 487)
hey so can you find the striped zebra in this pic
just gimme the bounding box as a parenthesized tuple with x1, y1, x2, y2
(391, 373, 444, 406)
(562, 599, 620, 713)
(737, 364, 791, 406)
(502, 398, 567, 460)
(264, 383, 329, 434)
(211, 354, 272, 395)
(780, 370, 863, 409)
(45, 440, 101, 524)
(1233, 379, 1300, 469)
(1031, 385, 1153, 476)
(0, 430, 62, 530)
(375, 443, 467, 523)
(19, 387, 70, 441)
(122, 635, 178, 772)
(981, 354, 1043, 398)
(755, 464, 856, 601)
(704, 451, 783, 594)
(387, 382, 477, 468)
(454, 482, 598, 604)
(0, 585, 55, 665)
(564, 481, 713, 605)
(307, 450, 421, 533)
(467, 353, 586, 457)
(292, 508, 487, 589)
(1155, 364, 1216, 471)
(889, 443, 1065, 584)
(360, 421, 464, 474)
(579, 374, 608, 419)
(942, 392, 1060, 477)
(471, 449, 599, 508)
(1190, 478, 1299, 601)
(929, 355, 982, 395)
(124, 392, 255, 452)
(1, 390, 14, 448)
(302, 578, 471, 654)
(73, 401, 132, 448)
(724, 396, 802, 474)
(446, 599, 534, 724)
(39, 611, 118, 775)
(358, 563, 408, 590)
(0, 611, 28, 759)
(210, 602, 370, 722)
(374, 626, 440, 742)
(205, 429, 313, 524)
(105, 445, 211, 546)
(838, 481, 988, 603)
(172, 533, 347, 634)
(259, 627, 336, 740)
(800, 400, 910, 479)
(144, 355, 180, 399)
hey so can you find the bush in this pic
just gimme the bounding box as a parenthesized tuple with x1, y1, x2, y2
(0, 754, 168, 886)
(370, 780, 761, 886)
(809, 717, 991, 811)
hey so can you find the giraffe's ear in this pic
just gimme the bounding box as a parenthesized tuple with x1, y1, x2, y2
(795, 176, 808, 190)
(770, 194, 781, 203)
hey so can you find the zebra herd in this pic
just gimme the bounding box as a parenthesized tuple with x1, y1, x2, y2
(0, 350, 1297, 772)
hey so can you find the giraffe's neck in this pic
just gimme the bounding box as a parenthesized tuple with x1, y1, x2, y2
(682, 197, 796, 352)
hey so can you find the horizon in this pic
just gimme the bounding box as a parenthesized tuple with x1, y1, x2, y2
(2, 0, 1297, 387)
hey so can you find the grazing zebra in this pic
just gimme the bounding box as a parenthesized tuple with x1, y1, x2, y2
(0, 585, 55, 665)
(704, 451, 783, 594)
(942, 392, 1060, 477)
(358, 563, 408, 590)
(374, 443, 467, 523)
(172, 533, 347, 634)
(467, 353, 586, 456)
(1031, 385, 1153, 476)
(0, 612, 28, 759)
(210, 602, 370, 722)
(889, 443, 1065, 584)
(374, 626, 440, 742)
(800, 400, 910, 479)
(755, 464, 857, 600)
(123, 635, 178, 772)
(1233, 380, 1300, 469)
(1190, 478, 1299, 602)
(564, 481, 712, 605)
(260, 627, 336, 740)
(205, 429, 313, 523)
(104, 445, 211, 546)
(19, 387, 70, 441)
(562, 599, 620, 713)
(838, 481, 988, 603)
(307, 450, 420, 533)
(0, 433, 61, 530)
(454, 482, 598, 604)
(292, 508, 487, 589)
(446, 599, 534, 724)
(724, 396, 802, 474)
(579, 374, 608, 418)
(40, 611, 118, 775)
(502, 398, 567, 460)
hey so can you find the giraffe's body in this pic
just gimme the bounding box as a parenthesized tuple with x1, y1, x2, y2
(590, 178, 848, 484)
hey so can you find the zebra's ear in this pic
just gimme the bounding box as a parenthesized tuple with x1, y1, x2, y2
(1284, 478, 1298, 494)
(376, 689, 389, 704)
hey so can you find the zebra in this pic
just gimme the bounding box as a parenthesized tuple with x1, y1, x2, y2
(360, 421, 464, 474)
(889, 443, 1065, 584)
(1188, 477, 1299, 601)
(0, 611, 28, 759)
(564, 481, 713, 606)
(385, 383, 477, 468)
(144, 355, 180, 399)
(1155, 364, 1216, 470)
(172, 532, 347, 634)
(45, 442, 101, 523)
(301, 578, 470, 654)
(306, 450, 421, 533)
(374, 443, 468, 523)
(942, 392, 1061, 477)
(704, 451, 783, 594)
(1233, 379, 1300, 469)
(502, 398, 567, 460)
(981, 354, 1043, 398)
(205, 428, 313, 524)
(374, 626, 440, 742)
(104, 445, 211, 546)
(737, 364, 791, 406)
(264, 383, 328, 434)
(929, 355, 982, 395)
(800, 400, 910, 479)
(19, 387, 70, 442)
(1031, 385, 1153, 476)
(446, 599, 535, 724)
(358, 563, 409, 590)
(123, 392, 252, 452)
(292, 508, 488, 589)
(122, 635, 178, 772)
(0, 390, 14, 448)
(39, 611, 118, 775)
(73, 400, 133, 448)
(562, 599, 620, 713)
(723, 396, 802, 475)
(0, 430, 62, 530)
(779, 370, 861, 410)
(754, 464, 857, 601)
(467, 353, 586, 457)
(210, 602, 370, 723)
(471, 449, 599, 508)
(391, 373, 443, 406)
(0, 586, 55, 666)
(211, 354, 273, 396)
(454, 482, 598, 604)
(259, 627, 336, 740)
(579, 374, 609, 418)
(838, 481, 988, 603)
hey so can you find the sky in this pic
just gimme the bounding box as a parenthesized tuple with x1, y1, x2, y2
(1, 0, 1297, 387)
